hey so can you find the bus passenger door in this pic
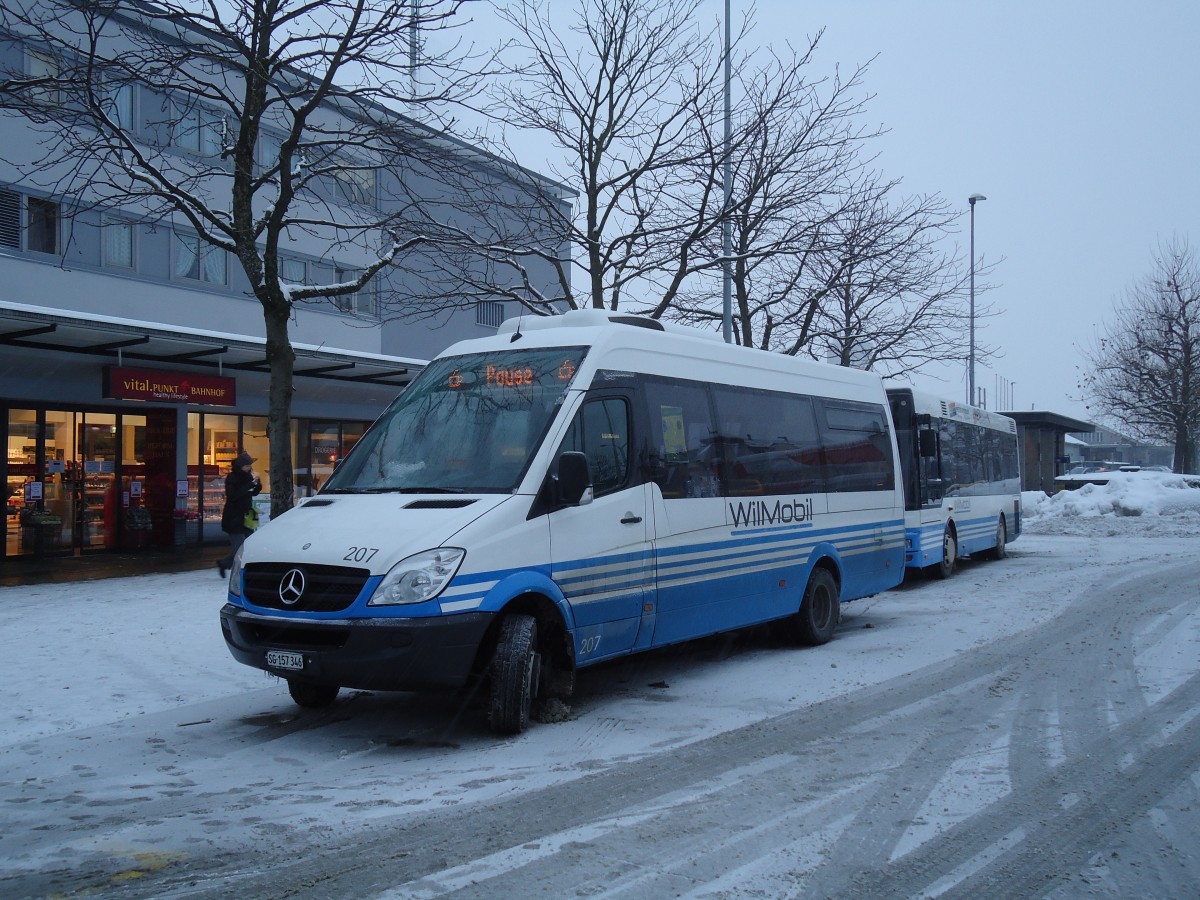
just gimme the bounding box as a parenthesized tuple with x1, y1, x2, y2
(548, 396, 653, 665)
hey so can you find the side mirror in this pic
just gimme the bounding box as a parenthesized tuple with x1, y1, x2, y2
(557, 451, 593, 506)
(918, 429, 937, 459)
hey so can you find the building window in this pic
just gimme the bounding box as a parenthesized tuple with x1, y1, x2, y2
(0, 189, 19, 249)
(280, 258, 307, 285)
(256, 130, 284, 177)
(102, 217, 134, 268)
(0, 190, 62, 254)
(331, 166, 376, 207)
(354, 281, 377, 317)
(171, 99, 224, 156)
(174, 232, 227, 284)
(333, 267, 375, 317)
(26, 47, 61, 106)
(101, 79, 134, 128)
(476, 300, 505, 328)
(333, 267, 358, 312)
(27, 197, 59, 255)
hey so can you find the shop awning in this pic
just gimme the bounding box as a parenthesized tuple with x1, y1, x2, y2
(0, 301, 426, 388)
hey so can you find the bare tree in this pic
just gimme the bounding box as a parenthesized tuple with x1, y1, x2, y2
(665, 35, 877, 345)
(473, 0, 735, 314)
(1079, 239, 1200, 473)
(670, 49, 993, 378)
(0, 0, 500, 516)
(474, 2, 987, 381)
(800, 180, 998, 376)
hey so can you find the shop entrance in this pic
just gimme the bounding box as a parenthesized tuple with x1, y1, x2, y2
(4, 408, 177, 558)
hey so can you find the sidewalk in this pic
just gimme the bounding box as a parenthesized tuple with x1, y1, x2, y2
(0, 544, 228, 587)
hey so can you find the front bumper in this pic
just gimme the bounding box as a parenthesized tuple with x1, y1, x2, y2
(220, 604, 494, 690)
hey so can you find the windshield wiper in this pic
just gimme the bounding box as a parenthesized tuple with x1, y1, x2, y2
(322, 486, 406, 494)
(322, 486, 465, 494)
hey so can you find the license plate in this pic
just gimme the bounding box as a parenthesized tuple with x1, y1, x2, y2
(266, 650, 304, 671)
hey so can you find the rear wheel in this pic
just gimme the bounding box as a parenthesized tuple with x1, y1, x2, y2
(789, 568, 839, 646)
(287, 680, 339, 709)
(983, 516, 1008, 560)
(930, 525, 957, 579)
(488, 614, 540, 735)
(540, 657, 576, 702)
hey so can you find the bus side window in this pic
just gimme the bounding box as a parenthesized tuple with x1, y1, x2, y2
(641, 378, 714, 499)
(818, 400, 896, 492)
(711, 385, 822, 495)
(561, 397, 631, 497)
(920, 425, 945, 504)
(940, 420, 961, 496)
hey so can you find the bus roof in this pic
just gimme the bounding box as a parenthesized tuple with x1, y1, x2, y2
(888, 386, 1017, 434)
(437, 310, 889, 401)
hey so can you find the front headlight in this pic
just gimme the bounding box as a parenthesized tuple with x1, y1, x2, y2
(228, 543, 245, 597)
(368, 548, 466, 606)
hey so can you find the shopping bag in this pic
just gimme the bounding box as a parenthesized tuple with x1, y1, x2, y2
(244, 507, 260, 532)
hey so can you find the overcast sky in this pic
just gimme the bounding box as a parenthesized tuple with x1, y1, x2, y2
(738, 0, 1200, 421)
(472, 1, 1199, 425)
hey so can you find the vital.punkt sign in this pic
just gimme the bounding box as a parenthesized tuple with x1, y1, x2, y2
(103, 366, 236, 406)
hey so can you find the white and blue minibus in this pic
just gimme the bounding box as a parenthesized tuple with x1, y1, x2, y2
(221, 311, 907, 733)
(886, 387, 1021, 578)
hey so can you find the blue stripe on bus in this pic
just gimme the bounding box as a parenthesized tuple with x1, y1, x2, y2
(905, 513, 1004, 567)
(434, 517, 907, 612)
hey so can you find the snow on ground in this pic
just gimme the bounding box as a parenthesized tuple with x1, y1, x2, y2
(3, 473, 1200, 885)
(6, 473, 1200, 755)
(1022, 470, 1200, 536)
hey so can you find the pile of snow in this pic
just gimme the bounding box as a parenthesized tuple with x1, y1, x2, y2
(1022, 471, 1200, 538)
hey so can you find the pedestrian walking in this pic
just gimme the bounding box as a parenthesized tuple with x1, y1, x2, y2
(217, 451, 262, 577)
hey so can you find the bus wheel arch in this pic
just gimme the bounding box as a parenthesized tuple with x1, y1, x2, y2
(783, 560, 841, 646)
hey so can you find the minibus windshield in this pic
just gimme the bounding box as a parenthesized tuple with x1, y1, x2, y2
(323, 347, 587, 494)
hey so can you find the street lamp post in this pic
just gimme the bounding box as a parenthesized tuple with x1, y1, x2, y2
(721, 0, 733, 343)
(968, 193, 986, 405)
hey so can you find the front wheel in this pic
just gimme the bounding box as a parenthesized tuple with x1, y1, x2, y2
(287, 679, 339, 708)
(787, 568, 840, 646)
(488, 614, 540, 735)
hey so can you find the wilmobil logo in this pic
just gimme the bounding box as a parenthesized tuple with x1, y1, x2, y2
(729, 497, 815, 528)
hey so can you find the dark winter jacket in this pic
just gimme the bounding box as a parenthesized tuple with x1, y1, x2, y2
(221, 467, 262, 534)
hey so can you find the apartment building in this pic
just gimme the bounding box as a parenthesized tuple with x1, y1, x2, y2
(0, 2, 571, 560)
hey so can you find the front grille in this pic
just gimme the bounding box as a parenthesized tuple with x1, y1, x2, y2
(240, 621, 350, 649)
(244, 563, 371, 612)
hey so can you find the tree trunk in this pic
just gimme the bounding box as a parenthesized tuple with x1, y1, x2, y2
(1175, 427, 1196, 474)
(263, 304, 296, 519)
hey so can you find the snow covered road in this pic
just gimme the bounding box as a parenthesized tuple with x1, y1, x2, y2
(2, 505, 1200, 897)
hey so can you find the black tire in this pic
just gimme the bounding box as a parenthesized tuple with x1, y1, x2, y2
(287, 679, 339, 708)
(541, 657, 576, 702)
(983, 516, 1008, 560)
(929, 525, 957, 579)
(790, 568, 840, 646)
(488, 614, 540, 735)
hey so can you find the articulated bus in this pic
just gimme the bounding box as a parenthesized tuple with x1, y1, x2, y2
(221, 311, 907, 733)
(886, 387, 1021, 578)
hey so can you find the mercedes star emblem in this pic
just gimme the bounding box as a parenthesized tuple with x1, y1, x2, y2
(279, 568, 306, 605)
